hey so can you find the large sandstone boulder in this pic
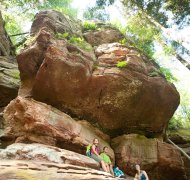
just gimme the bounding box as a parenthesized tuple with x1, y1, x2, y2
(111, 134, 186, 180)
(2, 96, 114, 160)
(31, 10, 82, 37)
(17, 26, 179, 137)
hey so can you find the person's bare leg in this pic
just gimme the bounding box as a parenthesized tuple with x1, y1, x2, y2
(105, 163, 110, 173)
(100, 161, 109, 172)
(109, 164, 114, 176)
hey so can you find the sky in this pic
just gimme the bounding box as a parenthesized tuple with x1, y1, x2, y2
(72, 0, 126, 23)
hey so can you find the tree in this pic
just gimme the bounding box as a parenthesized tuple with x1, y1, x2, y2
(165, 0, 190, 27)
(83, 6, 110, 22)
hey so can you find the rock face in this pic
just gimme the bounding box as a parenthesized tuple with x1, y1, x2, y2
(31, 10, 82, 37)
(111, 134, 186, 180)
(83, 24, 124, 46)
(0, 11, 19, 107)
(17, 25, 179, 137)
(3, 96, 114, 160)
(0, 57, 19, 107)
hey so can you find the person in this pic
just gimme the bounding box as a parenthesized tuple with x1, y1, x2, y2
(100, 146, 114, 176)
(86, 138, 109, 173)
(134, 164, 149, 180)
(113, 166, 126, 178)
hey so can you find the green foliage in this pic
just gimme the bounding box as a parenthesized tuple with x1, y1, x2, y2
(82, 21, 97, 31)
(165, 0, 190, 26)
(108, 0, 189, 27)
(55, 32, 69, 39)
(56, 32, 92, 51)
(119, 38, 127, 45)
(168, 116, 184, 130)
(124, 15, 160, 59)
(159, 67, 177, 82)
(169, 107, 190, 130)
(116, 61, 128, 68)
(2, 9, 26, 46)
(163, 46, 175, 55)
(111, 21, 127, 34)
(43, 0, 78, 18)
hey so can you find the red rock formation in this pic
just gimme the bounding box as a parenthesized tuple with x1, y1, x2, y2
(3, 96, 114, 160)
(0, 10, 183, 180)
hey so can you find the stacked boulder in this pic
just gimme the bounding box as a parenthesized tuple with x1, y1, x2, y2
(0, 10, 187, 179)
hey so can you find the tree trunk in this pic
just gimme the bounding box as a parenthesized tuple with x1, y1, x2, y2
(144, 13, 190, 71)
(0, 11, 15, 57)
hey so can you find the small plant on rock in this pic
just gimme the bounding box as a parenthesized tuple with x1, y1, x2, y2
(119, 38, 127, 45)
(55, 32, 92, 51)
(116, 60, 128, 68)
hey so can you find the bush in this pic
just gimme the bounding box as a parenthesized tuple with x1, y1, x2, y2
(159, 67, 177, 82)
(82, 21, 97, 31)
(168, 116, 184, 130)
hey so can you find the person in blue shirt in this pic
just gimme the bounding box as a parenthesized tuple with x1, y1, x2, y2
(134, 164, 149, 180)
(113, 166, 126, 178)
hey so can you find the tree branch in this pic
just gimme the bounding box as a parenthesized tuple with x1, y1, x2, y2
(10, 32, 30, 37)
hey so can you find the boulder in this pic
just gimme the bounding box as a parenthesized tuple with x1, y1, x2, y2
(18, 28, 179, 137)
(83, 24, 124, 46)
(183, 157, 190, 180)
(31, 10, 82, 36)
(0, 143, 118, 179)
(0, 160, 118, 180)
(2, 96, 114, 160)
(111, 134, 186, 180)
(0, 143, 100, 169)
(168, 129, 190, 145)
(0, 57, 19, 107)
